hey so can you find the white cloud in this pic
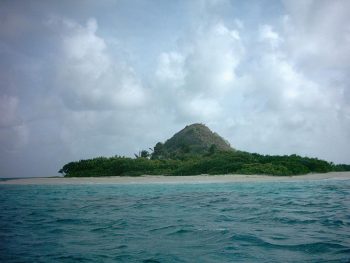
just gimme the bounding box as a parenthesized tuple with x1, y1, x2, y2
(282, 0, 350, 70)
(186, 97, 222, 120)
(185, 22, 244, 95)
(259, 25, 282, 48)
(50, 17, 158, 160)
(50, 17, 147, 111)
(154, 21, 244, 121)
(156, 52, 186, 87)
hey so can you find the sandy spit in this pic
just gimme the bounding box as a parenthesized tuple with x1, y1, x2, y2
(1, 172, 350, 185)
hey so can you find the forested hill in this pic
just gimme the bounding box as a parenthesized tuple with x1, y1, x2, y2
(59, 124, 350, 177)
(152, 123, 233, 159)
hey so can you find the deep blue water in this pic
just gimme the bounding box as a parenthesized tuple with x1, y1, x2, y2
(1, 180, 350, 262)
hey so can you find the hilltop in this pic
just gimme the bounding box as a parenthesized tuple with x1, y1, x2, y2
(152, 123, 233, 159)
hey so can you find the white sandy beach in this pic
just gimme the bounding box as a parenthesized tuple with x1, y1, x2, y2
(1, 172, 350, 185)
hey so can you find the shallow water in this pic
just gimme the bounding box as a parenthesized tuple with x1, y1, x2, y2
(1, 180, 350, 262)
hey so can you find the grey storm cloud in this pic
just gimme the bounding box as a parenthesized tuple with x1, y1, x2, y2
(1, 0, 350, 177)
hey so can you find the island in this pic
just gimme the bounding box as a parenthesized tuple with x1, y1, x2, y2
(59, 123, 350, 177)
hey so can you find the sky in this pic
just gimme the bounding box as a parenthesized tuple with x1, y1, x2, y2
(1, 0, 350, 177)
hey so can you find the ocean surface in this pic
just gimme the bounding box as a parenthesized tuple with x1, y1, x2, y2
(1, 179, 350, 262)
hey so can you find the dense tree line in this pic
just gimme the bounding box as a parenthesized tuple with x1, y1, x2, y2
(59, 150, 350, 177)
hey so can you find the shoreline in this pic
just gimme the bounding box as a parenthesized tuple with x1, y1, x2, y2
(0, 172, 349, 185)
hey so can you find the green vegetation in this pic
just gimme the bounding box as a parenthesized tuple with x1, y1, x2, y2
(59, 123, 350, 177)
(59, 151, 349, 177)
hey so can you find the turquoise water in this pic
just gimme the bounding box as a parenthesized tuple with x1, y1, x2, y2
(1, 180, 350, 262)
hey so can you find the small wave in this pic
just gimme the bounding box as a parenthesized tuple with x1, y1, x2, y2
(320, 218, 345, 227)
(55, 218, 83, 224)
(215, 214, 235, 222)
(143, 259, 161, 263)
(209, 197, 229, 204)
(271, 216, 318, 225)
(285, 241, 348, 253)
(220, 207, 235, 212)
(48, 228, 64, 234)
(55, 255, 90, 261)
(149, 225, 177, 233)
(231, 234, 347, 253)
(335, 248, 350, 254)
(90, 226, 112, 232)
(168, 229, 193, 235)
(116, 244, 128, 249)
(230, 233, 272, 247)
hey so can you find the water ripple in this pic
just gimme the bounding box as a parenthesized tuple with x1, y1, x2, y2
(0, 180, 350, 262)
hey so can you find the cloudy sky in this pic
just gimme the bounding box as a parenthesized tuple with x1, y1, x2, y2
(1, 0, 350, 177)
